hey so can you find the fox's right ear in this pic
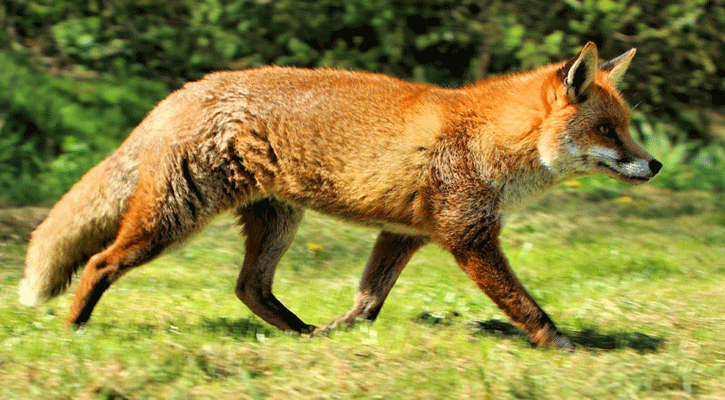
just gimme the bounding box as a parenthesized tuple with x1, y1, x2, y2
(561, 42, 598, 103)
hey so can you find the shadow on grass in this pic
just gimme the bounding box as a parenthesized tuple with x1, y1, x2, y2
(469, 319, 664, 353)
(570, 328, 664, 353)
(199, 317, 275, 340)
(93, 317, 275, 341)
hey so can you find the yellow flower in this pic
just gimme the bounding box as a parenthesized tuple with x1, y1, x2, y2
(564, 180, 581, 187)
(307, 242, 323, 251)
(616, 196, 633, 203)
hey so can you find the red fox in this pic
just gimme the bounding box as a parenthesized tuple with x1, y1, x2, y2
(20, 42, 660, 349)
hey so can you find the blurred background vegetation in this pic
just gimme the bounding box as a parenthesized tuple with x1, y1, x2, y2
(1, 0, 724, 205)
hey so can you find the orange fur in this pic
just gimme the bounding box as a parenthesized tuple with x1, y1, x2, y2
(21, 43, 660, 350)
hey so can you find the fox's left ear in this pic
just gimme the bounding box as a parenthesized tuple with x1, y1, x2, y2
(562, 42, 598, 103)
(599, 48, 636, 86)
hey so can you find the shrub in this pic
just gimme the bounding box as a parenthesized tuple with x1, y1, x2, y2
(1, 0, 723, 204)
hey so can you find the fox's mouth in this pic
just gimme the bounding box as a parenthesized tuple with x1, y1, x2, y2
(595, 161, 651, 184)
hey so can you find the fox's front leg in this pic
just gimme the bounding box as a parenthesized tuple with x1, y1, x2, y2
(442, 218, 574, 350)
(316, 232, 428, 333)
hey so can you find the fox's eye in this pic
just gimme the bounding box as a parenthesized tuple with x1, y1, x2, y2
(597, 123, 616, 138)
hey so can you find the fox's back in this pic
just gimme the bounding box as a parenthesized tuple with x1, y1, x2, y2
(123, 67, 450, 230)
(198, 66, 445, 144)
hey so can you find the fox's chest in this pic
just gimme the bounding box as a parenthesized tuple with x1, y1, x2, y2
(498, 171, 555, 212)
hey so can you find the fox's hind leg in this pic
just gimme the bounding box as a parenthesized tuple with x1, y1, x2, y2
(316, 232, 428, 333)
(64, 158, 224, 328)
(65, 193, 210, 328)
(235, 199, 312, 333)
(65, 235, 164, 328)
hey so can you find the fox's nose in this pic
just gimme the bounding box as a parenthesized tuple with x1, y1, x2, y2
(649, 159, 662, 175)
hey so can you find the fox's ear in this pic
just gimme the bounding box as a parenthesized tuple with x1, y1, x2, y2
(561, 42, 598, 102)
(600, 48, 636, 86)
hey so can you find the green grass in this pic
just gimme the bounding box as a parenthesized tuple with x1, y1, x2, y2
(1, 182, 724, 399)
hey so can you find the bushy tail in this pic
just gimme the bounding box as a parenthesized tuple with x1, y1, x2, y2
(19, 155, 136, 305)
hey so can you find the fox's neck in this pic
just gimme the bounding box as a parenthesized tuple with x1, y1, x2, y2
(456, 65, 562, 208)
(466, 63, 561, 140)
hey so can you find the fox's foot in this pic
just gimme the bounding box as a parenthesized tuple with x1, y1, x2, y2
(532, 325, 575, 351)
(312, 314, 360, 336)
(64, 318, 86, 333)
(293, 324, 316, 336)
(549, 332, 575, 351)
(65, 323, 87, 334)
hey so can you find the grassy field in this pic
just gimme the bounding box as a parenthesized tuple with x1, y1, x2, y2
(1, 180, 724, 399)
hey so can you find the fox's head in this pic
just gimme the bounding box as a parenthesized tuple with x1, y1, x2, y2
(539, 42, 662, 184)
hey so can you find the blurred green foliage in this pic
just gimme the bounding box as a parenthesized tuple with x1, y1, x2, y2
(1, 0, 724, 204)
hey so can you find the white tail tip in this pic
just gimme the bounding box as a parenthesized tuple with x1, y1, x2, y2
(18, 278, 41, 306)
